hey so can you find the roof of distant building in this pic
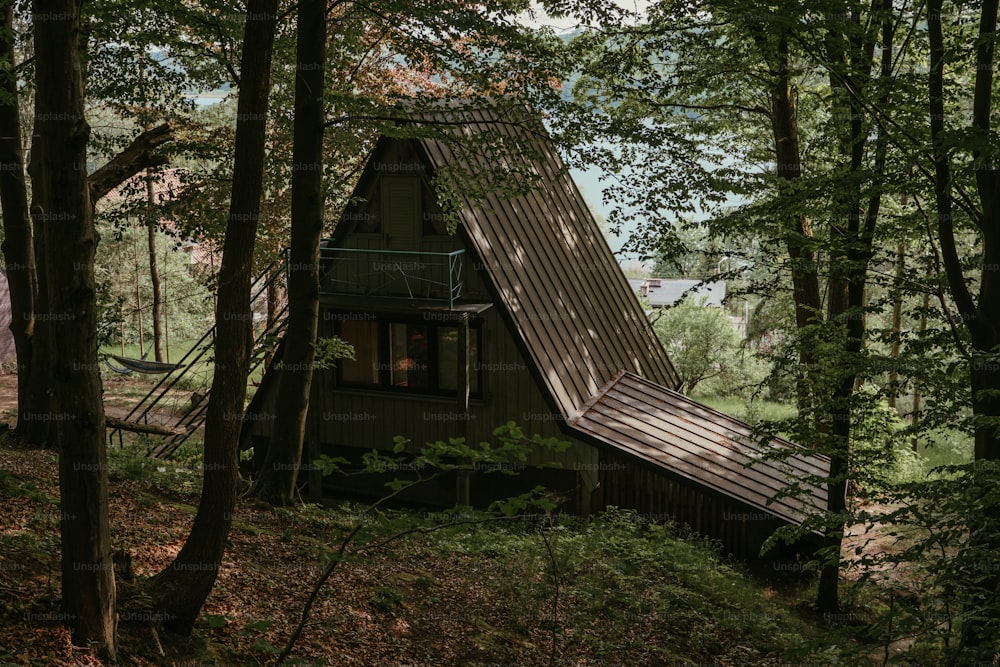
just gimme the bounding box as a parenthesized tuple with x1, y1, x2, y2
(628, 277, 727, 308)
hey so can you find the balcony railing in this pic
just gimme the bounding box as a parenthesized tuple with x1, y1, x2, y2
(320, 247, 466, 309)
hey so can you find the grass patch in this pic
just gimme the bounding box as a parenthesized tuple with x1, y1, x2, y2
(695, 393, 798, 424)
(107, 440, 206, 496)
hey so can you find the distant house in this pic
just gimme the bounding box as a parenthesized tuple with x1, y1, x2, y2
(245, 106, 827, 559)
(629, 277, 749, 336)
(628, 277, 727, 308)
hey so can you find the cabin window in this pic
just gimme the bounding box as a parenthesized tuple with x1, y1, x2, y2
(336, 313, 482, 398)
(389, 322, 430, 389)
(437, 326, 480, 394)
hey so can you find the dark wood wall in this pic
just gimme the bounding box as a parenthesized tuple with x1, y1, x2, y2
(593, 450, 816, 560)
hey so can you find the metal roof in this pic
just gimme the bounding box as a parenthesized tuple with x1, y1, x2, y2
(413, 105, 681, 418)
(569, 370, 829, 524)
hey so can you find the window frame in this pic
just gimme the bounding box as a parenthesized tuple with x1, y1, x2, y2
(334, 311, 483, 399)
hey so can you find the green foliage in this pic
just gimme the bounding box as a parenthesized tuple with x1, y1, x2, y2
(93, 218, 215, 349)
(311, 336, 354, 370)
(651, 296, 758, 396)
(857, 462, 1000, 664)
(202, 613, 230, 629)
(417, 507, 863, 665)
(107, 442, 205, 496)
(697, 394, 798, 425)
(317, 422, 570, 499)
(371, 587, 404, 613)
(850, 386, 923, 490)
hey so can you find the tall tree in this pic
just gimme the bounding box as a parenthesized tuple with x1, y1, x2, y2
(252, 0, 326, 505)
(148, 0, 279, 634)
(0, 0, 34, 433)
(28, 0, 116, 659)
(564, 0, 907, 612)
(145, 168, 165, 361)
(928, 0, 1000, 650)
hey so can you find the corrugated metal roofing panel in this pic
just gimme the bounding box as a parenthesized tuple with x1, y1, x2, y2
(414, 105, 680, 418)
(570, 371, 829, 525)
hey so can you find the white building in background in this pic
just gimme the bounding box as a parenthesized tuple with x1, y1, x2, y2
(628, 277, 747, 336)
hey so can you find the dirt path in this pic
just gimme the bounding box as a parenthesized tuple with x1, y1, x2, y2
(0, 373, 16, 422)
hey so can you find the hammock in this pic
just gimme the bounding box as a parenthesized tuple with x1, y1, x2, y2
(105, 354, 184, 375)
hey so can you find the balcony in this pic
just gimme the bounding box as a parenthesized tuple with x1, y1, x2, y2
(320, 247, 466, 310)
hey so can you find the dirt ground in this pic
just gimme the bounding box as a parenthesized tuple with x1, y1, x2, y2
(0, 371, 192, 427)
(0, 373, 16, 421)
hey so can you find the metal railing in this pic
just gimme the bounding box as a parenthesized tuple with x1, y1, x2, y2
(320, 247, 465, 309)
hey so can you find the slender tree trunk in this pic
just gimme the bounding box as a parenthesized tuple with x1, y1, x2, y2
(910, 291, 929, 452)
(133, 226, 144, 357)
(0, 0, 36, 434)
(146, 169, 164, 362)
(760, 32, 823, 414)
(815, 2, 889, 614)
(148, 0, 278, 635)
(29, 0, 116, 659)
(253, 0, 326, 505)
(888, 243, 904, 410)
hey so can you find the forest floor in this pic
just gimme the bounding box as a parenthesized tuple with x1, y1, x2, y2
(0, 372, 921, 666)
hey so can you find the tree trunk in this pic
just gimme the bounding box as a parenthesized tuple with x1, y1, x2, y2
(764, 32, 823, 413)
(253, 0, 326, 505)
(888, 243, 904, 410)
(13, 76, 171, 447)
(815, 2, 888, 614)
(148, 0, 279, 635)
(0, 0, 36, 435)
(928, 0, 1000, 650)
(911, 291, 929, 452)
(146, 169, 164, 362)
(133, 227, 144, 357)
(29, 0, 116, 659)
(88, 123, 172, 202)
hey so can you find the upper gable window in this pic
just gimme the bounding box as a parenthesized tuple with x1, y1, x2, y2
(422, 180, 449, 236)
(349, 182, 381, 234)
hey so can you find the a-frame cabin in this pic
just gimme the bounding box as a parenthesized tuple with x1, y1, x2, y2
(246, 106, 829, 560)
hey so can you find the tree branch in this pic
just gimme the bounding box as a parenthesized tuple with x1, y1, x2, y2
(88, 123, 174, 204)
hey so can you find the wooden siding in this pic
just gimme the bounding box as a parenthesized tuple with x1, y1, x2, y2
(252, 244, 600, 499)
(593, 450, 808, 560)
(302, 305, 599, 473)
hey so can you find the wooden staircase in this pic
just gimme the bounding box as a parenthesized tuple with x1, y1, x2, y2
(107, 255, 289, 459)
